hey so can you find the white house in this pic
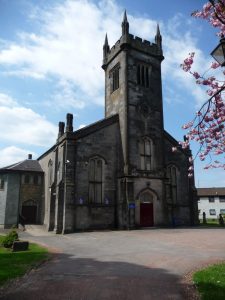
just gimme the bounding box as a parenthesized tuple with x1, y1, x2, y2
(197, 188, 225, 220)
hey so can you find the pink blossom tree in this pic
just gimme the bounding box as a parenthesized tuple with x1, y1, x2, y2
(178, 0, 225, 175)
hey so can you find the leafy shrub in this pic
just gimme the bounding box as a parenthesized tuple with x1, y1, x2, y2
(2, 230, 19, 248)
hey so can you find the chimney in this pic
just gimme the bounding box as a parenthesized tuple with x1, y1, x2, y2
(28, 154, 32, 160)
(66, 113, 73, 132)
(58, 121, 65, 139)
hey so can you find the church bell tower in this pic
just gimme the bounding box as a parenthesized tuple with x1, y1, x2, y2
(102, 11, 165, 178)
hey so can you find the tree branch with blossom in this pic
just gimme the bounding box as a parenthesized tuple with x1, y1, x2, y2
(176, 1, 225, 176)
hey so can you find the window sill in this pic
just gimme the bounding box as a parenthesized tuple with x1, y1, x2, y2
(76, 203, 114, 207)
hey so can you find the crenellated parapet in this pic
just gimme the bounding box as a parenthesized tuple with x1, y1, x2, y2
(103, 34, 163, 69)
(102, 11, 163, 69)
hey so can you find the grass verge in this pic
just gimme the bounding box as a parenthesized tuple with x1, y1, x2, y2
(0, 235, 49, 286)
(193, 263, 225, 300)
(199, 219, 223, 227)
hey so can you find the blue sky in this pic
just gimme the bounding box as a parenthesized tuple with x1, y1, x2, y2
(0, 0, 223, 187)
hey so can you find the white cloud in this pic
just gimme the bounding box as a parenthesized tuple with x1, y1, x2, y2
(0, 1, 211, 110)
(0, 0, 160, 109)
(3, 69, 45, 79)
(129, 16, 157, 40)
(0, 146, 37, 168)
(161, 15, 213, 107)
(50, 79, 86, 109)
(0, 93, 17, 106)
(78, 124, 86, 129)
(0, 93, 57, 147)
(0, 0, 114, 105)
(0, 0, 218, 185)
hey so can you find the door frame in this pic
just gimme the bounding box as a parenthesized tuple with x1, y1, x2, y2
(136, 188, 158, 227)
(140, 202, 154, 227)
(21, 199, 38, 224)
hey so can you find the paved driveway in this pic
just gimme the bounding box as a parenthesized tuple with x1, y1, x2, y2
(1, 227, 225, 299)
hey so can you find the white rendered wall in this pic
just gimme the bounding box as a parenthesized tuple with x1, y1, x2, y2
(198, 196, 225, 219)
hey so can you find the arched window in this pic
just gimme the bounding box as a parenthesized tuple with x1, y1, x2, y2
(167, 165, 177, 204)
(137, 65, 141, 84)
(57, 161, 61, 180)
(145, 67, 149, 87)
(139, 138, 152, 170)
(48, 160, 53, 187)
(137, 64, 151, 87)
(139, 190, 153, 203)
(141, 65, 145, 86)
(23, 199, 37, 206)
(110, 63, 120, 93)
(89, 157, 104, 204)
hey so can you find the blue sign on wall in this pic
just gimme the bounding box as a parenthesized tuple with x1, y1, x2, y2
(129, 203, 135, 209)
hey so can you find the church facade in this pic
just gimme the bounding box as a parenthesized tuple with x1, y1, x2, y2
(0, 13, 198, 232)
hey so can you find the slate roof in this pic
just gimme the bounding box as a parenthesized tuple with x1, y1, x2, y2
(0, 159, 43, 173)
(73, 114, 119, 139)
(38, 114, 119, 160)
(197, 187, 225, 197)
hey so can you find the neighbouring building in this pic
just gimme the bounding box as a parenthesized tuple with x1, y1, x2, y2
(197, 187, 225, 220)
(0, 155, 43, 228)
(0, 12, 198, 232)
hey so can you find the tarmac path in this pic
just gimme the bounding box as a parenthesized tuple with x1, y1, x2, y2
(1, 227, 225, 300)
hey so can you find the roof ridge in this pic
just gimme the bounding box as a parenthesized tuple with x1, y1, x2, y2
(7, 160, 26, 169)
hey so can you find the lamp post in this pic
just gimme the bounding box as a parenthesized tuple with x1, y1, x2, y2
(211, 37, 225, 66)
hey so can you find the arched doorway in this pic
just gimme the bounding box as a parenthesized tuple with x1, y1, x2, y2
(139, 190, 154, 227)
(22, 199, 37, 224)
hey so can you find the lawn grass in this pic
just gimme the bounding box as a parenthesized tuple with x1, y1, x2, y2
(199, 219, 223, 227)
(0, 235, 49, 286)
(193, 263, 225, 300)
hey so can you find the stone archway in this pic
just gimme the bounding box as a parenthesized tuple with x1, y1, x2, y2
(22, 199, 37, 224)
(139, 190, 154, 227)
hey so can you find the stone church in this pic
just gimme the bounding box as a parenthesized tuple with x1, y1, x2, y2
(0, 13, 198, 232)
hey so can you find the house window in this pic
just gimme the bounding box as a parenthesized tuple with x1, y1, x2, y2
(167, 165, 178, 204)
(209, 197, 215, 203)
(0, 178, 4, 190)
(110, 64, 120, 93)
(219, 196, 225, 202)
(33, 175, 39, 185)
(24, 175, 30, 184)
(137, 64, 150, 87)
(89, 157, 104, 204)
(220, 209, 225, 215)
(139, 138, 152, 171)
(209, 209, 216, 215)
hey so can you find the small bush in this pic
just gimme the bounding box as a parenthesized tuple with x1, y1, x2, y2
(2, 230, 19, 248)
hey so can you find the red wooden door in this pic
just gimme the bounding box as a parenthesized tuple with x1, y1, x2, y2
(140, 203, 154, 227)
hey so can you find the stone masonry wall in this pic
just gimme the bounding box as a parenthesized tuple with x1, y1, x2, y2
(127, 49, 164, 175)
(19, 173, 43, 224)
(0, 173, 8, 227)
(164, 135, 192, 224)
(74, 121, 122, 230)
(5, 173, 20, 228)
(38, 149, 56, 229)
